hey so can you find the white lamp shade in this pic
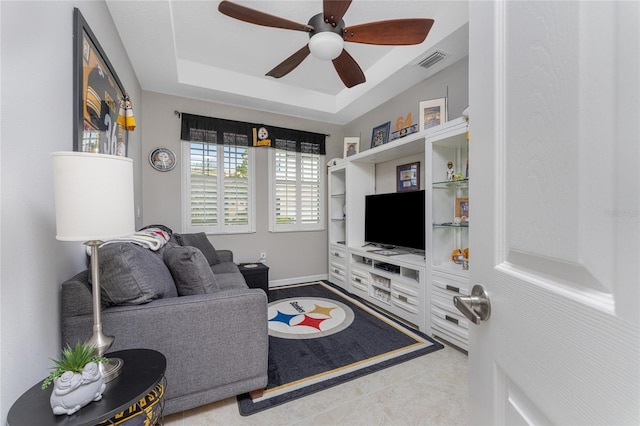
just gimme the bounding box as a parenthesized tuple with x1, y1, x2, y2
(308, 32, 344, 60)
(52, 152, 135, 241)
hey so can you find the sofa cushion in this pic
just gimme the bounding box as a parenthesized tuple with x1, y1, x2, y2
(211, 262, 248, 291)
(98, 243, 178, 306)
(174, 232, 220, 265)
(163, 244, 220, 296)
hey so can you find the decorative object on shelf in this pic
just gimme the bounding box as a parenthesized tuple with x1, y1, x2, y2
(397, 162, 421, 192)
(419, 98, 448, 131)
(43, 342, 108, 415)
(149, 147, 177, 171)
(52, 152, 135, 383)
(395, 112, 413, 131)
(447, 161, 455, 181)
(327, 158, 342, 167)
(73, 8, 129, 156)
(391, 112, 419, 141)
(452, 248, 469, 270)
(390, 124, 418, 141)
(455, 197, 469, 221)
(371, 121, 391, 148)
(343, 137, 360, 157)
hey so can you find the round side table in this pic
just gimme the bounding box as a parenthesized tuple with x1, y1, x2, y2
(7, 348, 166, 426)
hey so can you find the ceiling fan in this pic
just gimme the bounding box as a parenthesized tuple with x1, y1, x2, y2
(218, 0, 434, 88)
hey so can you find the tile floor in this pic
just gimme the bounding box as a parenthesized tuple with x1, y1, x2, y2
(164, 342, 468, 425)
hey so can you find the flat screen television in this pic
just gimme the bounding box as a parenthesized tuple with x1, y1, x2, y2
(364, 190, 425, 251)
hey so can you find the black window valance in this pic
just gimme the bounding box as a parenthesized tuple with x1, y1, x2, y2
(180, 113, 325, 155)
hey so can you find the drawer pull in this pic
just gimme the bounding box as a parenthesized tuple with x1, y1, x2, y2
(398, 295, 408, 303)
(445, 315, 459, 325)
(355, 278, 362, 283)
(446, 285, 460, 294)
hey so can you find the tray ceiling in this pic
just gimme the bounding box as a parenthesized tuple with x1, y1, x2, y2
(106, 0, 468, 124)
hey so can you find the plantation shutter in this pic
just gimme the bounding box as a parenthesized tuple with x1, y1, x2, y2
(301, 151, 322, 224)
(181, 115, 255, 234)
(180, 112, 325, 233)
(274, 149, 298, 225)
(189, 140, 218, 227)
(270, 139, 325, 232)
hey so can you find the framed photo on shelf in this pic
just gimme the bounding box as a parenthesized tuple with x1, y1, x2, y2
(419, 98, 448, 131)
(343, 137, 360, 158)
(73, 8, 128, 156)
(371, 121, 391, 148)
(396, 162, 420, 192)
(455, 197, 469, 218)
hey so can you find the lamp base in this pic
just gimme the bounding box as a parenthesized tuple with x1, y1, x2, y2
(100, 357, 124, 383)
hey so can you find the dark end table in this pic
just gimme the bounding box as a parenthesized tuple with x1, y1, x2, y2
(238, 262, 269, 294)
(7, 348, 166, 426)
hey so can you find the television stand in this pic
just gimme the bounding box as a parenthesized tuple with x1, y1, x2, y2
(348, 247, 426, 331)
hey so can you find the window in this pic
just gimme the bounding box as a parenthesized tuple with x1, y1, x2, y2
(269, 142, 325, 232)
(182, 133, 255, 234)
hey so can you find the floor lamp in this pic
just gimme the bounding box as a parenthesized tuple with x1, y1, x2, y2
(52, 152, 135, 382)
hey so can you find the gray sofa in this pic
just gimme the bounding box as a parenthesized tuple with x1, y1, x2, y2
(60, 232, 268, 416)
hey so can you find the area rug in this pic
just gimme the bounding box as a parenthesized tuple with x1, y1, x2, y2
(237, 280, 444, 415)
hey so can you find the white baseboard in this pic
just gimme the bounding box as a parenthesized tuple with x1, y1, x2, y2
(269, 274, 328, 288)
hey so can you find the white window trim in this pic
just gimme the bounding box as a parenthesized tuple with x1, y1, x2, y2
(268, 148, 326, 233)
(181, 141, 256, 234)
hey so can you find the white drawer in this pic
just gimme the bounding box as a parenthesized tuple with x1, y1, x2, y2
(351, 269, 368, 292)
(329, 247, 347, 261)
(431, 301, 469, 331)
(391, 291, 420, 315)
(329, 261, 346, 283)
(431, 308, 469, 341)
(391, 281, 419, 298)
(431, 272, 470, 296)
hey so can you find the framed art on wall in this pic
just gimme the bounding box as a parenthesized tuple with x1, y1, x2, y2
(397, 162, 420, 192)
(344, 137, 360, 158)
(371, 122, 391, 148)
(73, 8, 128, 156)
(419, 98, 447, 131)
(455, 197, 469, 219)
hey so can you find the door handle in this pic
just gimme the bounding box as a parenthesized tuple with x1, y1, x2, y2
(453, 284, 491, 324)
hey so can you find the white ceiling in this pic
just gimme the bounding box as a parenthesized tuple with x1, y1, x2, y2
(106, 1, 469, 125)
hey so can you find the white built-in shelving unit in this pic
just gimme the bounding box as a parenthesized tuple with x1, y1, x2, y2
(327, 117, 470, 346)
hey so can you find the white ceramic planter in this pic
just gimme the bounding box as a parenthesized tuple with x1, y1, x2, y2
(50, 362, 106, 415)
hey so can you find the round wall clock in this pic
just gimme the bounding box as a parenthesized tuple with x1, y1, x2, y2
(149, 148, 176, 172)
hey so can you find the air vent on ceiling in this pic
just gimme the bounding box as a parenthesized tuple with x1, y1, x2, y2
(418, 50, 447, 70)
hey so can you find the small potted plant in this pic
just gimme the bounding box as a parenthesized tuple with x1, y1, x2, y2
(42, 342, 108, 415)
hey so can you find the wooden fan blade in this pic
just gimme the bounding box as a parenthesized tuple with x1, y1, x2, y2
(343, 19, 434, 45)
(266, 45, 311, 78)
(219, 0, 313, 32)
(323, 0, 352, 27)
(332, 49, 366, 88)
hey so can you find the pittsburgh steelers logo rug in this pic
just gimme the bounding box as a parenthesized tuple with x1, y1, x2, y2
(238, 281, 444, 416)
(268, 297, 355, 339)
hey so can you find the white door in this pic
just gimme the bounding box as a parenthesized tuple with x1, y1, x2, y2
(468, 1, 639, 424)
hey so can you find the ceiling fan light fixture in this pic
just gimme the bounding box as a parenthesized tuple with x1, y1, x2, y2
(308, 32, 344, 60)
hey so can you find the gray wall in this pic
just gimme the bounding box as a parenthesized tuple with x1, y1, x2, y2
(0, 1, 141, 422)
(140, 91, 345, 284)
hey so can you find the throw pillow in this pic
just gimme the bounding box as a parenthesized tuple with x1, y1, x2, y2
(163, 244, 220, 296)
(98, 243, 178, 306)
(174, 232, 220, 265)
